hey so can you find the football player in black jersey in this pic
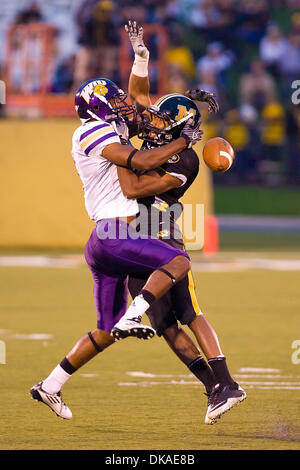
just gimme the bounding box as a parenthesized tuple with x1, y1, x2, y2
(117, 21, 247, 425)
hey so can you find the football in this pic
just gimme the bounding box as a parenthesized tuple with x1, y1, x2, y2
(202, 137, 235, 172)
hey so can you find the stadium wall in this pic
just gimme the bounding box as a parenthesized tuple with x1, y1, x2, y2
(0, 119, 213, 250)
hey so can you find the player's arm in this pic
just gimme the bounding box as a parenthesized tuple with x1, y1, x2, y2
(117, 167, 181, 198)
(102, 137, 188, 171)
(125, 21, 152, 111)
(103, 113, 203, 170)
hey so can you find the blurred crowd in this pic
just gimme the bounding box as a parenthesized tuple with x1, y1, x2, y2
(1, 0, 300, 185)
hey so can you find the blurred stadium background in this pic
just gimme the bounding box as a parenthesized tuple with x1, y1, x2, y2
(0, 0, 300, 250)
(1, 0, 300, 451)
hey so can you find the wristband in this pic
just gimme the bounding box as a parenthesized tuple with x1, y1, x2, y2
(131, 53, 149, 77)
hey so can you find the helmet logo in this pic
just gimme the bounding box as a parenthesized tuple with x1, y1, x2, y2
(93, 83, 109, 96)
(175, 105, 196, 124)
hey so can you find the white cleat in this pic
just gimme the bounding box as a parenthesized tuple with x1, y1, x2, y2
(30, 381, 72, 420)
(111, 318, 156, 340)
(205, 382, 247, 425)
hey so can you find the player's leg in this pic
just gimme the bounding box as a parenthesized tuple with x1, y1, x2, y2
(89, 219, 190, 339)
(30, 268, 128, 419)
(172, 271, 234, 381)
(162, 325, 216, 396)
(112, 254, 190, 339)
(171, 271, 247, 423)
(128, 276, 216, 396)
(65, 328, 114, 369)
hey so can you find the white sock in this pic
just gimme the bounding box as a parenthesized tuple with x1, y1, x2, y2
(123, 294, 151, 321)
(42, 365, 71, 394)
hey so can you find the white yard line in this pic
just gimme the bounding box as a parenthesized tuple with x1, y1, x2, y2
(119, 381, 300, 390)
(0, 256, 83, 268)
(1, 255, 300, 271)
(0, 330, 54, 341)
(13, 333, 54, 340)
(238, 381, 300, 385)
(235, 374, 300, 379)
(119, 380, 199, 387)
(80, 374, 99, 378)
(126, 371, 192, 378)
(120, 369, 300, 390)
(243, 386, 300, 390)
(192, 259, 300, 271)
(238, 367, 281, 373)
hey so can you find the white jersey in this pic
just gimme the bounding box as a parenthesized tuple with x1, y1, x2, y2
(72, 120, 139, 221)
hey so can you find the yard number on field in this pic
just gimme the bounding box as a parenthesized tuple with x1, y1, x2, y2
(291, 340, 300, 365)
(291, 80, 300, 105)
(0, 341, 6, 364)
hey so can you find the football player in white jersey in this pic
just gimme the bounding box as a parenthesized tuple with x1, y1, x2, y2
(30, 76, 203, 419)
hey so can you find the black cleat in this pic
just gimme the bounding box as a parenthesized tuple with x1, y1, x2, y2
(205, 382, 247, 424)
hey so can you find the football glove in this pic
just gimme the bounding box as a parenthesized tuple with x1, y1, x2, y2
(115, 121, 129, 145)
(185, 88, 219, 114)
(180, 118, 203, 148)
(125, 20, 149, 60)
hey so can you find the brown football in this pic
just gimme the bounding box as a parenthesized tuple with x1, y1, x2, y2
(203, 137, 235, 172)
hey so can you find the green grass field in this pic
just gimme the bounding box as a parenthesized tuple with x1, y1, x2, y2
(1, 255, 300, 450)
(214, 186, 300, 216)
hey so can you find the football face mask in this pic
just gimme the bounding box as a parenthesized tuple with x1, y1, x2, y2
(106, 93, 137, 123)
(137, 106, 173, 145)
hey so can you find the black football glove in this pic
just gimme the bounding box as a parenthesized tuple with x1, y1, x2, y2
(180, 118, 203, 149)
(185, 88, 219, 114)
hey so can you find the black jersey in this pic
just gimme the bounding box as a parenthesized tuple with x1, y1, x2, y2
(136, 143, 199, 242)
(138, 143, 199, 212)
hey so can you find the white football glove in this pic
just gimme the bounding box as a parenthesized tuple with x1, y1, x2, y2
(125, 20, 149, 60)
(114, 121, 129, 145)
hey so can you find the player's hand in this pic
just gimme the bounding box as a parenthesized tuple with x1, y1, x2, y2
(185, 88, 219, 114)
(125, 20, 149, 60)
(180, 118, 203, 148)
(115, 121, 129, 145)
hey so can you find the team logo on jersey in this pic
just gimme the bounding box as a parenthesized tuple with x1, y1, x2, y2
(168, 154, 180, 164)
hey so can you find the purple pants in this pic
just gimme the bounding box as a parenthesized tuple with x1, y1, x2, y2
(84, 219, 189, 331)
